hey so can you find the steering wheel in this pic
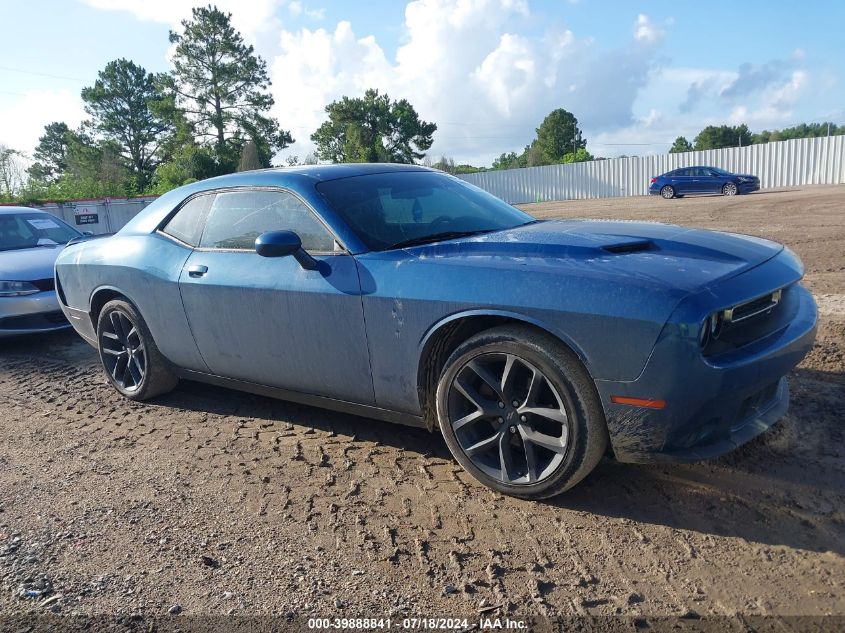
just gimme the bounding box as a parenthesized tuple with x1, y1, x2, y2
(429, 215, 453, 229)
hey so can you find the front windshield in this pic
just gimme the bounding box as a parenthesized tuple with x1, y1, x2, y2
(316, 171, 534, 251)
(0, 212, 81, 252)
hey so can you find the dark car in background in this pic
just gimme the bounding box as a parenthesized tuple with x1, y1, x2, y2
(0, 206, 82, 337)
(649, 166, 760, 199)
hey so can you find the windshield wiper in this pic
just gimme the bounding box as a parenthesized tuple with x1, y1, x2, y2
(1, 244, 43, 251)
(387, 229, 494, 250)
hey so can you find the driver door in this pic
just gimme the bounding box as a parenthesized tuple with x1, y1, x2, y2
(701, 168, 722, 193)
(177, 188, 375, 405)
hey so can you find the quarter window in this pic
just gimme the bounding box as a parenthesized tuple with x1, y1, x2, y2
(162, 194, 214, 246)
(199, 190, 336, 252)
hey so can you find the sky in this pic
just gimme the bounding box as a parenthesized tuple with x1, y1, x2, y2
(1, 0, 843, 167)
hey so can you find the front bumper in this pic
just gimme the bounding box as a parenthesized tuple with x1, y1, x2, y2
(738, 180, 760, 193)
(0, 291, 70, 338)
(596, 252, 817, 463)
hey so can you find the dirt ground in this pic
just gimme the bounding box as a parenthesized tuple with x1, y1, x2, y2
(0, 186, 843, 624)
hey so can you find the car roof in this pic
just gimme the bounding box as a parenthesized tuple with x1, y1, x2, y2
(200, 162, 431, 187)
(673, 166, 721, 170)
(117, 163, 439, 241)
(0, 205, 47, 215)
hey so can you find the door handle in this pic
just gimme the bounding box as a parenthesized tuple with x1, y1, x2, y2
(188, 264, 208, 278)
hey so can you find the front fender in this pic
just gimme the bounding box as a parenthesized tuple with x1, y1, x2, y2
(418, 308, 594, 370)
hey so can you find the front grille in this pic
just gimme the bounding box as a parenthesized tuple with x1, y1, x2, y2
(0, 311, 67, 330)
(726, 289, 782, 324)
(29, 278, 55, 292)
(703, 285, 793, 357)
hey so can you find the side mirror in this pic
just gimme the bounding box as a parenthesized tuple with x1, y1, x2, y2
(255, 230, 317, 270)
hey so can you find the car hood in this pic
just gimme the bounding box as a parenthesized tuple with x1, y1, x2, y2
(409, 220, 784, 293)
(0, 245, 65, 281)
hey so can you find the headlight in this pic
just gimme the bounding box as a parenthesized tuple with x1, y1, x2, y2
(737, 176, 753, 183)
(699, 315, 712, 348)
(699, 311, 725, 348)
(0, 281, 40, 297)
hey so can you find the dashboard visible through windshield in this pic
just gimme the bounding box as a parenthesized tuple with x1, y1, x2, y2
(316, 171, 535, 251)
(0, 213, 81, 252)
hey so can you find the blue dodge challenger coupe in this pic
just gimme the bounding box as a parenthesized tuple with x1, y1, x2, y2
(54, 164, 817, 498)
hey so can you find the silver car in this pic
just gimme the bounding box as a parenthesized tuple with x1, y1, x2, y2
(0, 206, 82, 337)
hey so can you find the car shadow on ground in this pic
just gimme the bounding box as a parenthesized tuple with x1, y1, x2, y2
(739, 189, 797, 196)
(162, 370, 845, 556)
(0, 329, 95, 364)
(668, 189, 797, 200)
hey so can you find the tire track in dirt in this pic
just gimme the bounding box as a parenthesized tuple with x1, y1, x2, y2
(2, 335, 844, 617)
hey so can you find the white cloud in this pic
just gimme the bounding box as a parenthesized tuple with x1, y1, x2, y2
(288, 1, 325, 19)
(80, 0, 286, 40)
(589, 59, 814, 157)
(633, 14, 663, 44)
(270, 3, 664, 165)
(271, 21, 393, 150)
(0, 90, 86, 156)
(766, 70, 807, 108)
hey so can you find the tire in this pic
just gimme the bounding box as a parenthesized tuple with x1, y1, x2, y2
(660, 185, 675, 199)
(436, 325, 608, 499)
(96, 299, 178, 401)
(722, 182, 738, 196)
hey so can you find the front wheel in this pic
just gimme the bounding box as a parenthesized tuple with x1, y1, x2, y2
(436, 325, 608, 499)
(660, 185, 675, 199)
(722, 182, 738, 196)
(96, 299, 178, 400)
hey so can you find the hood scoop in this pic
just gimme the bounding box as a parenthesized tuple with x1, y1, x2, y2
(602, 239, 657, 254)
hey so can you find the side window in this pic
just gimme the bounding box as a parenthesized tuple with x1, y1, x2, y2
(199, 190, 336, 252)
(674, 168, 690, 177)
(162, 194, 214, 246)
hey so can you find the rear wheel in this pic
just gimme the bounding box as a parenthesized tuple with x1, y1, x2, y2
(722, 182, 738, 196)
(436, 325, 608, 499)
(96, 299, 178, 400)
(660, 185, 675, 199)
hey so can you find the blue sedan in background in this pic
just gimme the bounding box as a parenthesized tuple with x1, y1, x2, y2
(650, 166, 760, 199)
(54, 164, 815, 498)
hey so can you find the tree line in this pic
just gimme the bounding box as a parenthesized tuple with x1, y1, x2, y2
(0, 6, 436, 203)
(0, 4, 842, 202)
(669, 122, 844, 154)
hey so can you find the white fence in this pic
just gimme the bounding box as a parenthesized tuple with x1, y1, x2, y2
(458, 135, 845, 204)
(37, 197, 158, 235)
(15, 136, 845, 226)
